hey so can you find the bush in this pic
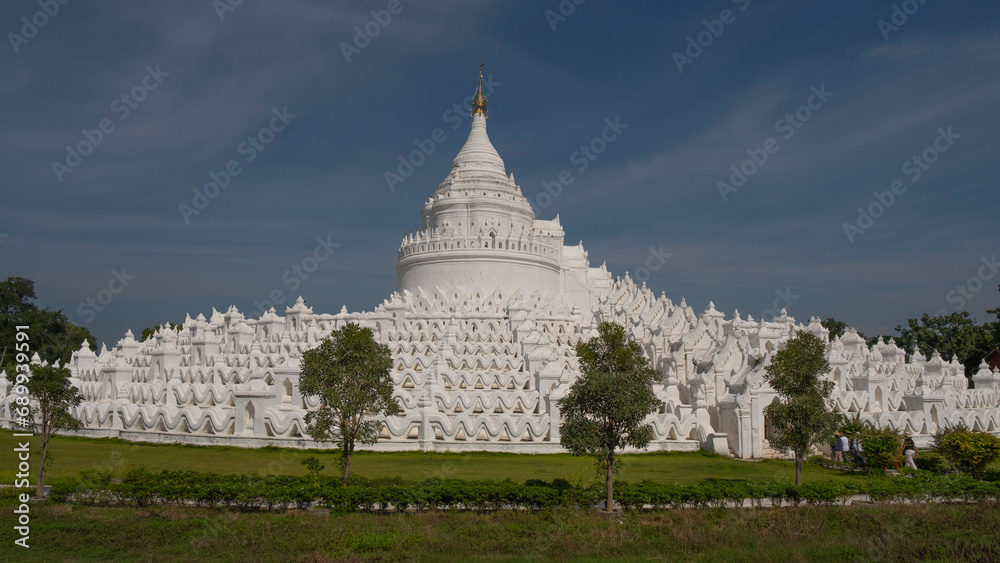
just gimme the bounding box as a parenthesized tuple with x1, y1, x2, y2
(744, 479, 781, 508)
(52, 465, 1000, 513)
(641, 481, 679, 509)
(934, 426, 1000, 478)
(797, 481, 856, 505)
(914, 450, 951, 474)
(859, 425, 903, 472)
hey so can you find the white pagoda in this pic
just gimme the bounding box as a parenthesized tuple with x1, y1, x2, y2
(5, 68, 998, 456)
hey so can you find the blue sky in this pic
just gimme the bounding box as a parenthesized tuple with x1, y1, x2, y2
(1, 0, 998, 347)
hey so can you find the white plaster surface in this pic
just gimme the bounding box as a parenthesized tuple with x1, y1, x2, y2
(4, 102, 998, 457)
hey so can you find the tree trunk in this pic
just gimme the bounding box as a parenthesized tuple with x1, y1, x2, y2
(343, 450, 352, 486)
(605, 454, 614, 513)
(794, 453, 803, 487)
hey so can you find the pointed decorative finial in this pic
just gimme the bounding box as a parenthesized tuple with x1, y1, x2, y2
(471, 59, 487, 117)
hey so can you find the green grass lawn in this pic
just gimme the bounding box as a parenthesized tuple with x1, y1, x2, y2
(0, 429, 862, 486)
(2, 498, 998, 562)
(4, 430, 1000, 561)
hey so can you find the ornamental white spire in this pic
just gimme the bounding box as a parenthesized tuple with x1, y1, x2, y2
(452, 113, 505, 172)
(453, 61, 504, 173)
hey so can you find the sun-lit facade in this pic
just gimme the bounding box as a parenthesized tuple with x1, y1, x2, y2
(7, 71, 999, 456)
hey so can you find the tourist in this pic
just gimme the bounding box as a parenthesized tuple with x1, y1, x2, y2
(851, 436, 865, 466)
(831, 432, 843, 462)
(902, 435, 918, 470)
(838, 433, 850, 462)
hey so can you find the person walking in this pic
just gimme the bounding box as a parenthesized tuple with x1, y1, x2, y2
(902, 435, 918, 470)
(838, 433, 850, 463)
(851, 436, 865, 466)
(832, 432, 843, 462)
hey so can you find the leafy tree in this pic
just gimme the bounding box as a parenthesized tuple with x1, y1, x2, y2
(299, 323, 400, 485)
(140, 323, 180, 342)
(558, 322, 663, 512)
(7, 364, 83, 498)
(763, 331, 840, 486)
(986, 284, 1000, 349)
(0, 277, 95, 375)
(893, 312, 997, 377)
(988, 284, 1000, 319)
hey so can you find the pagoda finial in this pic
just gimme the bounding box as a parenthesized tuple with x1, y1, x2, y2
(471, 59, 487, 117)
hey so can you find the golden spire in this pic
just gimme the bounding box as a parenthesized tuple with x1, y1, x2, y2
(471, 59, 487, 117)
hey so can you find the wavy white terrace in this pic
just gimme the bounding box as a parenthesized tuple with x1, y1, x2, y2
(5, 72, 998, 455)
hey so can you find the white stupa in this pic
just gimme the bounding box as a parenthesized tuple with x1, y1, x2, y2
(3, 68, 997, 456)
(396, 71, 604, 311)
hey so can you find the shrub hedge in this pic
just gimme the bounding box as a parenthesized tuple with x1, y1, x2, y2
(935, 429, 1000, 478)
(913, 451, 951, 474)
(48, 468, 1000, 513)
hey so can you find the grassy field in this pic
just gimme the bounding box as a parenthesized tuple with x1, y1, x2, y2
(4, 430, 1000, 561)
(0, 429, 863, 486)
(2, 496, 998, 562)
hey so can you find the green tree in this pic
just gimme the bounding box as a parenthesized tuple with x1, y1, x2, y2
(299, 323, 400, 485)
(986, 284, 1000, 348)
(893, 312, 997, 377)
(763, 331, 840, 486)
(558, 322, 663, 512)
(0, 277, 96, 374)
(7, 364, 83, 498)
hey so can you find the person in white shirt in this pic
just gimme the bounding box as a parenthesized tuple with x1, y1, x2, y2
(838, 434, 850, 463)
(902, 435, 918, 470)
